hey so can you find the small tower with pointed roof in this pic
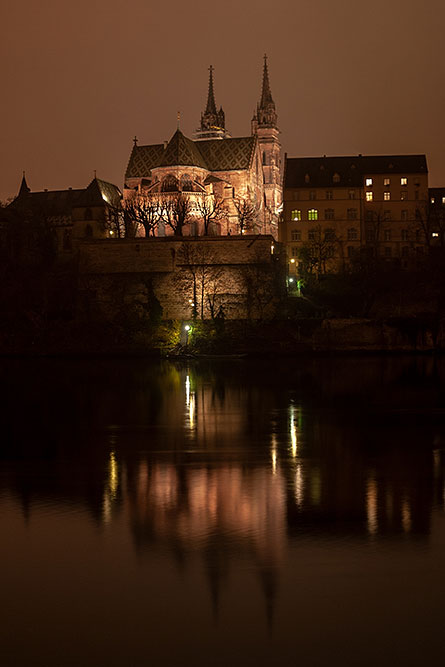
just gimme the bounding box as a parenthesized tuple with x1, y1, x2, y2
(252, 55, 282, 223)
(194, 66, 230, 141)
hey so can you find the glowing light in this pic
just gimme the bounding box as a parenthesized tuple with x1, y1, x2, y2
(108, 451, 118, 500)
(432, 232, 439, 237)
(189, 392, 195, 428)
(289, 404, 298, 458)
(289, 278, 294, 283)
(109, 230, 114, 236)
(366, 477, 378, 536)
(185, 375, 190, 406)
(185, 324, 191, 332)
(290, 258, 295, 263)
(271, 244, 275, 254)
(271, 448, 277, 475)
(295, 464, 303, 506)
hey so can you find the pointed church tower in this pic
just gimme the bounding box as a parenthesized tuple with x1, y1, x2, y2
(194, 66, 230, 141)
(18, 171, 31, 197)
(252, 56, 282, 224)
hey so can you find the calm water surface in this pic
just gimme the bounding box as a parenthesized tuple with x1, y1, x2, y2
(1, 356, 445, 666)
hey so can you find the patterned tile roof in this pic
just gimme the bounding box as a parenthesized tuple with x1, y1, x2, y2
(125, 133, 257, 179)
(160, 130, 208, 169)
(125, 143, 165, 179)
(197, 137, 256, 171)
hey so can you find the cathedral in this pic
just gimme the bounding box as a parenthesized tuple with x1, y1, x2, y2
(124, 57, 282, 237)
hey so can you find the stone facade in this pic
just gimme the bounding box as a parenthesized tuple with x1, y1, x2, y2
(124, 59, 282, 239)
(78, 235, 285, 320)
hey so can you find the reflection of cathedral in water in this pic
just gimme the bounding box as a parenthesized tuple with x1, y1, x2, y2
(1, 357, 445, 622)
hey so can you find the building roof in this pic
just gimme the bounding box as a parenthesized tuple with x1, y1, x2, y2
(284, 155, 428, 189)
(160, 130, 208, 169)
(125, 131, 256, 178)
(8, 177, 121, 219)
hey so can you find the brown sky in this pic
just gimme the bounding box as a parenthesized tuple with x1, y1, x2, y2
(1, 0, 444, 200)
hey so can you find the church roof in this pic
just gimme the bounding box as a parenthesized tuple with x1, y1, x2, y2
(160, 130, 208, 169)
(125, 132, 256, 178)
(125, 143, 165, 179)
(198, 137, 256, 171)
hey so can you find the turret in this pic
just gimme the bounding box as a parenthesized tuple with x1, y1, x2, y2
(194, 66, 230, 141)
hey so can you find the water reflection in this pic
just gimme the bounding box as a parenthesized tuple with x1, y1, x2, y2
(1, 356, 445, 664)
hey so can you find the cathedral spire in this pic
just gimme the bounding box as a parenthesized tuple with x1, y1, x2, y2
(195, 66, 229, 140)
(260, 54, 274, 108)
(252, 54, 278, 131)
(205, 65, 217, 116)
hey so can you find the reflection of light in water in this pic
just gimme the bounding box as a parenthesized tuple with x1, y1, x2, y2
(295, 464, 303, 506)
(289, 404, 298, 458)
(103, 450, 119, 524)
(189, 392, 195, 428)
(367, 477, 378, 536)
(402, 500, 411, 533)
(109, 451, 118, 500)
(185, 375, 191, 406)
(270, 432, 278, 474)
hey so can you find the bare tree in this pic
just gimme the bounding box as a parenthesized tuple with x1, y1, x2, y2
(195, 194, 227, 235)
(177, 242, 225, 319)
(123, 196, 161, 237)
(160, 193, 193, 236)
(233, 196, 258, 234)
(414, 199, 445, 250)
(297, 226, 339, 280)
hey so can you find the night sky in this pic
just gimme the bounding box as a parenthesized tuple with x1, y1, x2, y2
(2, 0, 444, 201)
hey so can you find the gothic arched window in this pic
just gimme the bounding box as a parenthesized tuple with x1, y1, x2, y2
(161, 175, 179, 192)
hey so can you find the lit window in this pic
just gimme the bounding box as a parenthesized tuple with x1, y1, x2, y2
(401, 210, 408, 221)
(384, 229, 391, 241)
(347, 228, 358, 240)
(365, 178, 373, 187)
(400, 191, 406, 201)
(347, 208, 357, 220)
(291, 230, 301, 241)
(384, 191, 390, 201)
(384, 178, 390, 186)
(308, 208, 318, 221)
(431, 197, 435, 204)
(326, 190, 333, 200)
(309, 191, 316, 200)
(401, 177, 408, 186)
(401, 229, 409, 241)
(442, 197, 445, 204)
(366, 191, 373, 202)
(432, 232, 439, 238)
(324, 208, 334, 220)
(291, 209, 302, 221)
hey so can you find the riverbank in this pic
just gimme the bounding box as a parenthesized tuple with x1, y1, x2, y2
(1, 316, 445, 356)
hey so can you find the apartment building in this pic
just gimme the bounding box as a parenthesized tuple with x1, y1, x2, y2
(282, 154, 428, 275)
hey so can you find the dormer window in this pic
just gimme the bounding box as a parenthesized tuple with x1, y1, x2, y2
(305, 173, 310, 183)
(333, 173, 340, 183)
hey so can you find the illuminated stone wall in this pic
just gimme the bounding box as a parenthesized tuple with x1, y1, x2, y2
(78, 235, 285, 320)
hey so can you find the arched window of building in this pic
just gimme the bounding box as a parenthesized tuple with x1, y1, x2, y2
(180, 175, 194, 192)
(161, 175, 179, 192)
